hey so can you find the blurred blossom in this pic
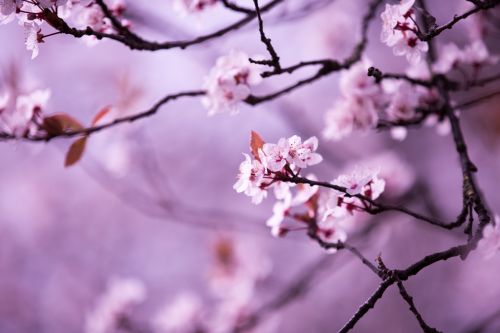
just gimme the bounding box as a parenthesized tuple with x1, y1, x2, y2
(356, 151, 415, 198)
(85, 277, 146, 333)
(478, 216, 500, 260)
(323, 58, 381, 141)
(202, 50, 262, 116)
(153, 292, 204, 333)
(208, 236, 271, 300)
(0, 88, 49, 137)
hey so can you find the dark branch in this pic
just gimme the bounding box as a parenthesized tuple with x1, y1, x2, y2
(396, 281, 442, 333)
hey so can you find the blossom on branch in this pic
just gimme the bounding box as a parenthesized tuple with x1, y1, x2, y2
(202, 50, 262, 116)
(332, 166, 385, 199)
(380, 0, 428, 64)
(0, 88, 50, 137)
(323, 58, 381, 141)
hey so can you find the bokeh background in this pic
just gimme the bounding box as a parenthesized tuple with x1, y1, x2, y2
(1, 0, 500, 332)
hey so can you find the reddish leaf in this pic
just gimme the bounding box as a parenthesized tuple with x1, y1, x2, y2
(91, 106, 112, 126)
(250, 131, 265, 160)
(43, 113, 84, 136)
(65, 137, 87, 167)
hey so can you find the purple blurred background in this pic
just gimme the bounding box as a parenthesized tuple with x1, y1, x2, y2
(1, 0, 500, 332)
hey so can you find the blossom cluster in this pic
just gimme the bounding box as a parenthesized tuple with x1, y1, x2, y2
(322, 36, 496, 143)
(323, 58, 383, 141)
(202, 50, 262, 116)
(433, 40, 498, 75)
(0, 88, 50, 137)
(478, 215, 500, 260)
(323, 58, 446, 141)
(0, 0, 128, 58)
(84, 236, 271, 333)
(380, 0, 428, 64)
(234, 133, 392, 246)
(233, 134, 322, 204)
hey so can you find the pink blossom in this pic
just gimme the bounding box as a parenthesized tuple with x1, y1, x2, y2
(316, 193, 349, 247)
(233, 154, 266, 204)
(85, 277, 146, 333)
(316, 218, 348, 246)
(478, 216, 500, 260)
(153, 293, 203, 333)
(209, 236, 271, 301)
(286, 135, 323, 169)
(323, 97, 379, 141)
(259, 135, 323, 171)
(384, 81, 419, 121)
(0, 89, 49, 137)
(392, 34, 428, 65)
(333, 166, 385, 199)
(424, 114, 451, 136)
(380, 0, 428, 64)
(260, 138, 289, 172)
(339, 58, 381, 100)
(24, 23, 42, 59)
(462, 40, 498, 68)
(359, 151, 415, 198)
(202, 50, 262, 116)
(433, 42, 464, 74)
(266, 198, 291, 237)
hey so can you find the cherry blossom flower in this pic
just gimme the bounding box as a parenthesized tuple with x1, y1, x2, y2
(478, 216, 500, 260)
(85, 277, 146, 333)
(233, 153, 266, 204)
(424, 114, 451, 136)
(390, 126, 408, 141)
(316, 214, 348, 246)
(462, 40, 498, 68)
(392, 33, 428, 64)
(355, 152, 415, 198)
(202, 50, 262, 116)
(259, 135, 323, 171)
(260, 138, 289, 172)
(433, 42, 464, 74)
(323, 96, 379, 141)
(208, 236, 271, 301)
(24, 23, 42, 59)
(339, 58, 381, 100)
(0, 89, 49, 137)
(384, 81, 419, 121)
(380, 0, 428, 64)
(332, 166, 385, 199)
(235, 134, 323, 208)
(153, 293, 204, 333)
(266, 198, 291, 237)
(286, 135, 323, 169)
(323, 58, 382, 141)
(266, 174, 319, 237)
